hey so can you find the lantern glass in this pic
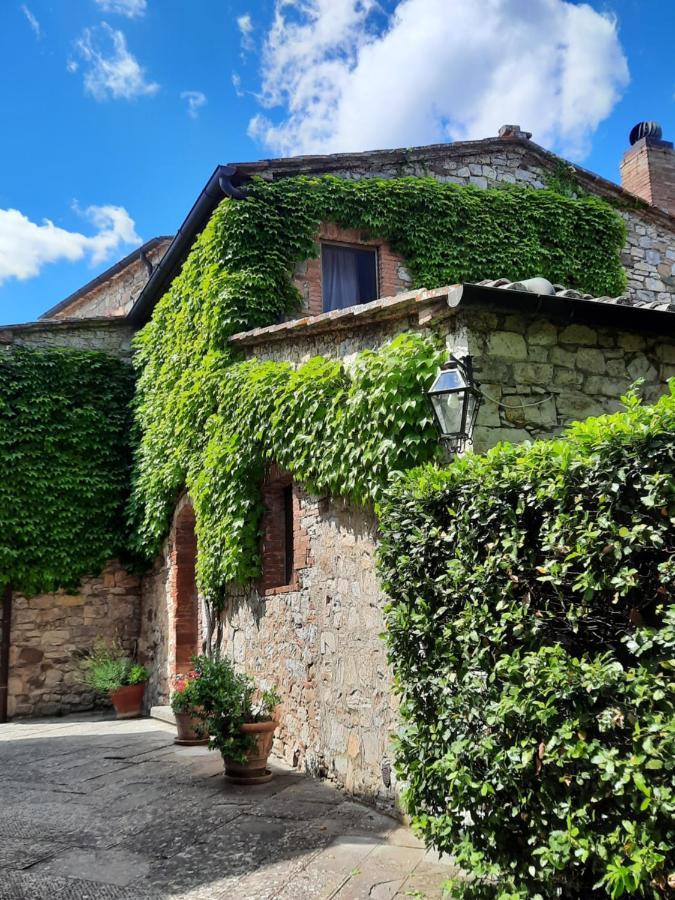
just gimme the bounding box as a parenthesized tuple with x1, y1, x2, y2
(427, 356, 480, 451)
(430, 385, 464, 437)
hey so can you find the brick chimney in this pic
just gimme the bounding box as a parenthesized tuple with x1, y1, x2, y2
(620, 121, 675, 216)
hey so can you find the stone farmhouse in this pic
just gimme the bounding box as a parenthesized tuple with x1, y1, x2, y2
(2, 122, 674, 806)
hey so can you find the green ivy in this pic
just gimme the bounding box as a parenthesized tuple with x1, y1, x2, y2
(0, 348, 134, 595)
(130, 174, 627, 601)
(135, 332, 444, 603)
(377, 385, 675, 899)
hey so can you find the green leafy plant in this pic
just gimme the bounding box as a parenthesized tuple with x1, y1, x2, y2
(0, 347, 134, 595)
(191, 654, 280, 762)
(79, 639, 148, 694)
(377, 384, 675, 899)
(127, 663, 149, 685)
(129, 175, 626, 609)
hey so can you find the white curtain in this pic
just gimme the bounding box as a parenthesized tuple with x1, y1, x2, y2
(322, 246, 360, 312)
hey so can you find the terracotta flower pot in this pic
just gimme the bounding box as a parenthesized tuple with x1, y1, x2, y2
(109, 683, 145, 719)
(174, 712, 208, 746)
(224, 720, 278, 785)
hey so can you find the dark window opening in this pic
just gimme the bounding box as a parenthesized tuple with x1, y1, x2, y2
(283, 484, 294, 586)
(321, 243, 378, 312)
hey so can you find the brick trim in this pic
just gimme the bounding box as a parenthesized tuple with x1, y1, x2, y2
(260, 465, 310, 595)
(170, 499, 200, 676)
(293, 222, 410, 316)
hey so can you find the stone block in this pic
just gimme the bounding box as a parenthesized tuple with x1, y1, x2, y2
(60, 594, 85, 606)
(556, 391, 604, 419)
(527, 319, 558, 347)
(627, 354, 658, 382)
(473, 426, 531, 452)
(487, 331, 527, 360)
(512, 363, 553, 384)
(28, 596, 54, 610)
(550, 346, 576, 368)
(575, 348, 606, 374)
(18, 646, 43, 665)
(655, 344, 675, 365)
(504, 396, 557, 428)
(559, 324, 597, 346)
(616, 333, 647, 352)
(583, 376, 629, 399)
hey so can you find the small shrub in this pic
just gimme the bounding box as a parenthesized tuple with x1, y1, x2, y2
(378, 385, 675, 898)
(79, 639, 147, 694)
(191, 654, 280, 762)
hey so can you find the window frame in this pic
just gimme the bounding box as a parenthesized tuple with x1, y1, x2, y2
(319, 240, 379, 313)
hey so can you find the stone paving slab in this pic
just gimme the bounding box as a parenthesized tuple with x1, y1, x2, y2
(0, 715, 458, 899)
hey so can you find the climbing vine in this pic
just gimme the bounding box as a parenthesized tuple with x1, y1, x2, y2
(129, 174, 627, 600)
(0, 348, 134, 595)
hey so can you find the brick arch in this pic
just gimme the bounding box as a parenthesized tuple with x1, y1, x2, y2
(171, 499, 200, 677)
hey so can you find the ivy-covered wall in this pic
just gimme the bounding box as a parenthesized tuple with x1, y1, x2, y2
(0, 348, 134, 595)
(130, 175, 627, 605)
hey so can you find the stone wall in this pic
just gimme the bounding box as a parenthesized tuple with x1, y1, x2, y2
(51, 241, 170, 320)
(0, 319, 135, 360)
(464, 307, 674, 452)
(8, 561, 142, 718)
(234, 303, 674, 455)
(221, 493, 397, 807)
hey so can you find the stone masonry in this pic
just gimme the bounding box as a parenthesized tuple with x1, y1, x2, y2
(0, 318, 135, 360)
(8, 561, 142, 718)
(48, 239, 170, 320)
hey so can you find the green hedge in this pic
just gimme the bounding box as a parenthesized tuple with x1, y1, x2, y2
(0, 348, 134, 595)
(378, 385, 675, 899)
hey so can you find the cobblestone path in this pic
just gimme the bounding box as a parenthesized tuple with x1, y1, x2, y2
(0, 714, 457, 899)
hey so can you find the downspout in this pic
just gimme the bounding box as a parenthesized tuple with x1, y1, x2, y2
(0, 584, 12, 723)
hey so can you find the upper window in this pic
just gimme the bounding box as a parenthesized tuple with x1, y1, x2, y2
(321, 243, 378, 312)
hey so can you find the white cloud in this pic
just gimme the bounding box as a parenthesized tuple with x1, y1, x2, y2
(180, 90, 207, 118)
(94, 0, 147, 17)
(0, 204, 141, 286)
(249, 0, 629, 160)
(232, 72, 244, 97)
(21, 4, 42, 39)
(237, 13, 254, 51)
(74, 23, 159, 100)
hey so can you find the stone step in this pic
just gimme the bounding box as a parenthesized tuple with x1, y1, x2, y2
(149, 705, 175, 725)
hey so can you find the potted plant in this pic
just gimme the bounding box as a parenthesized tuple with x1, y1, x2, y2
(79, 639, 149, 719)
(170, 669, 208, 745)
(193, 654, 281, 784)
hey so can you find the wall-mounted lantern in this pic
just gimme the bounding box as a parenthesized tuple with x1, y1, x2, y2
(427, 356, 481, 453)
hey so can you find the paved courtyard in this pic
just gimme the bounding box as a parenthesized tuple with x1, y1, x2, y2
(0, 714, 457, 899)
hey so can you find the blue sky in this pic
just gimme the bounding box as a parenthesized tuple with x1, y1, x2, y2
(0, 0, 673, 325)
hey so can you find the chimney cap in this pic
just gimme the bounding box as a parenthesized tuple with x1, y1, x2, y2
(498, 124, 532, 141)
(629, 121, 663, 145)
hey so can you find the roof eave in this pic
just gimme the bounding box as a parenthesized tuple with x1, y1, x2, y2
(126, 165, 247, 327)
